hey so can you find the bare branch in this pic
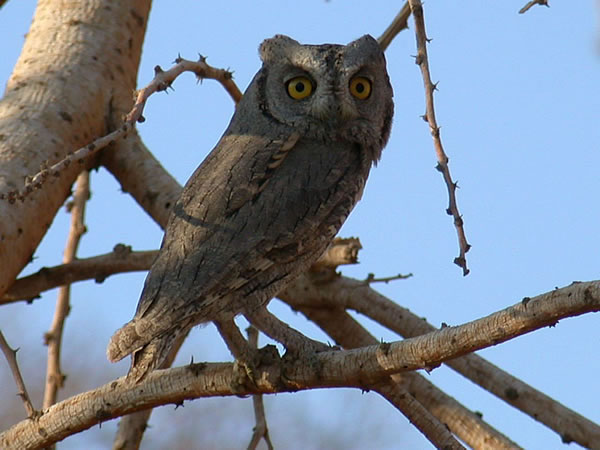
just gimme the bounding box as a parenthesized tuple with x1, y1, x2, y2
(1, 238, 362, 305)
(292, 307, 521, 449)
(2, 280, 599, 448)
(246, 326, 274, 450)
(244, 307, 329, 353)
(378, 3, 411, 51)
(519, 0, 549, 14)
(283, 275, 600, 448)
(1, 246, 157, 305)
(43, 171, 90, 411)
(0, 330, 39, 419)
(407, 0, 471, 275)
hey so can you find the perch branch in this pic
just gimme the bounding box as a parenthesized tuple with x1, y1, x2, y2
(283, 274, 600, 448)
(0, 330, 38, 419)
(377, 2, 411, 51)
(300, 307, 477, 448)
(246, 326, 274, 450)
(519, 0, 549, 14)
(286, 305, 521, 448)
(0, 56, 241, 203)
(8, 280, 588, 450)
(408, 0, 471, 275)
(43, 171, 90, 411)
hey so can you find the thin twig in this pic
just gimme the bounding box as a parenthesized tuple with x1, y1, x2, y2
(519, 0, 549, 14)
(363, 272, 413, 284)
(43, 171, 90, 411)
(246, 327, 274, 450)
(0, 330, 39, 419)
(0, 56, 241, 203)
(378, 2, 411, 51)
(407, 0, 471, 275)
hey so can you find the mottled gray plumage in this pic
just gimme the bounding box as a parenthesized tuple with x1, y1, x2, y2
(107, 34, 394, 381)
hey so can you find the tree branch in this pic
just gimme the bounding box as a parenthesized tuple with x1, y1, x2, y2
(246, 326, 274, 450)
(43, 171, 90, 411)
(282, 275, 600, 448)
(292, 307, 521, 448)
(1, 56, 241, 204)
(378, 2, 411, 51)
(519, 0, 549, 14)
(3, 281, 598, 448)
(0, 330, 38, 419)
(408, 0, 471, 275)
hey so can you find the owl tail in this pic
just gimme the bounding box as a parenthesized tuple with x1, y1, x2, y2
(107, 321, 178, 383)
(106, 320, 143, 363)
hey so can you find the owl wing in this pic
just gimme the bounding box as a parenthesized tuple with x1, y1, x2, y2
(108, 129, 363, 363)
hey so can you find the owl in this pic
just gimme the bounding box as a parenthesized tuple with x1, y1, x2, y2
(107, 34, 394, 382)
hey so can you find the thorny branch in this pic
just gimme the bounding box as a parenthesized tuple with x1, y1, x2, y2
(407, 0, 471, 275)
(43, 171, 90, 411)
(3, 280, 599, 449)
(0, 330, 38, 419)
(0, 56, 241, 204)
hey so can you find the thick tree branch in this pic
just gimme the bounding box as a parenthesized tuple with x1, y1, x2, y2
(408, 0, 471, 275)
(0, 0, 151, 297)
(3, 281, 598, 448)
(282, 275, 600, 448)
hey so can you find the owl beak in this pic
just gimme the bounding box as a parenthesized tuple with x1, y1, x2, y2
(310, 93, 356, 122)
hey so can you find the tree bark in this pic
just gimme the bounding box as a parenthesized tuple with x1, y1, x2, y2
(0, 0, 151, 295)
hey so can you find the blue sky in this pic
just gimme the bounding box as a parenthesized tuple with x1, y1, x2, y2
(1, 1, 599, 448)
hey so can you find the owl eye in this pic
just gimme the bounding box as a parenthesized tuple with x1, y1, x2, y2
(349, 76, 372, 100)
(286, 76, 314, 100)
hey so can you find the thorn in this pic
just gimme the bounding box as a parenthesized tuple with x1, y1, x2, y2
(154, 65, 164, 75)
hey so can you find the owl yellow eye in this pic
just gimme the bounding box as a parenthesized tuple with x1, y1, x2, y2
(349, 76, 371, 99)
(286, 76, 313, 100)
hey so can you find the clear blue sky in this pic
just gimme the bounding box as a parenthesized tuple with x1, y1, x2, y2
(1, 1, 599, 449)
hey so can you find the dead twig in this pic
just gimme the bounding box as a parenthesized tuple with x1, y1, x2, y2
(246, 326, 274, 450)
(378, 2, 411, 50)
(43, 171, 90, 411)
(519, 0, 549, 14)
(0, 330, 39, 419)
(407, 0, 471, 275)
(363, 272, 413, 284)
(0, 56, 241, 203)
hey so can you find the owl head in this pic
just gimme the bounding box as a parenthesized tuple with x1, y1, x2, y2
(255, 34, 394, 163)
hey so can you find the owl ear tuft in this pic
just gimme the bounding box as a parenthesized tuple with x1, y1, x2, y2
(259, 35, 300, 63)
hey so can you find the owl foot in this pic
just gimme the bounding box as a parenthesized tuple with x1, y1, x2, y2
(230, 344, 280, 395)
